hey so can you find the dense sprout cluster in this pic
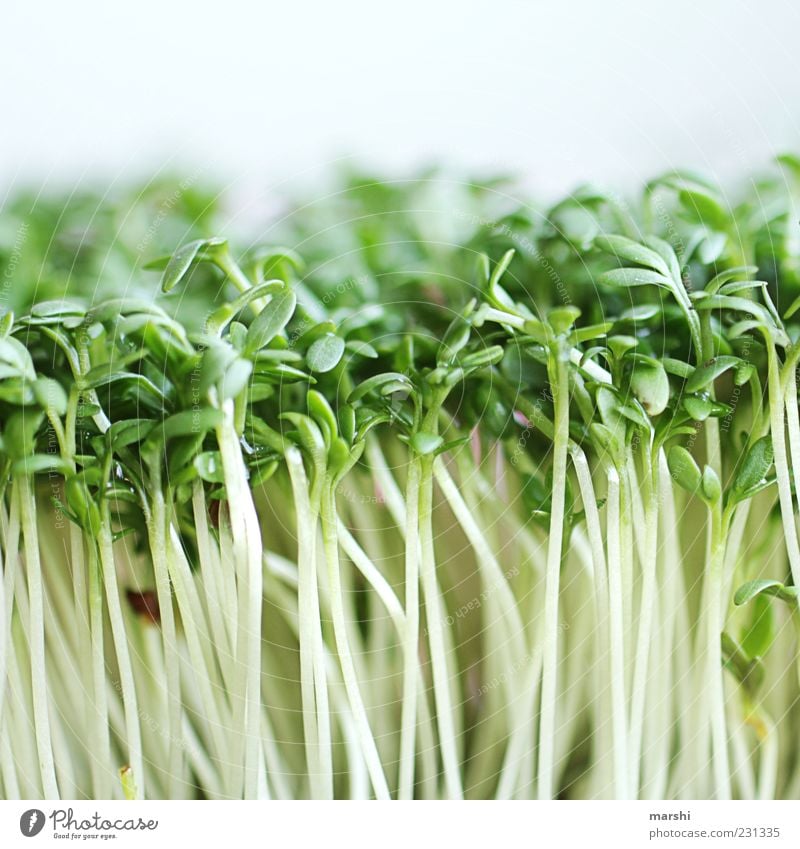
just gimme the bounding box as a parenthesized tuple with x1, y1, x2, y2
(2, 159, 800, 800)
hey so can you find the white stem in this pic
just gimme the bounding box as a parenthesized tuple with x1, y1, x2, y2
(365, 436, 408, 531)
(0, 491, 20, 734)
(767, 345, 800, 591)
(147, 486, 183, 797)
(419, 457, 463, 799)
(628, 458, 659, 796)
(571, 448, 614, 797)
(17, 476, 59, 799)
(398, 458, 421, 799)
(88, 545, 112, 798)
(167, 528, 229, 782)
(98, 519, 145, 799)
(192, 482, 236, 695)
(285, 446, 331, 798)
(706, 515, 731, 800)
(433, 457, 527, 798)
(606, 467, 629, 799)
(538, 346, 569, 800)
(216, 399, 263, 799)
(321, 487, 390, 799)
(337, 522, 405, 634)
(756, 711, 778, 801)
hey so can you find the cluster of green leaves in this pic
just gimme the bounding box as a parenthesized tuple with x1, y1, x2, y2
(3, 157, 800, 622)
(3, 156, 800, 799)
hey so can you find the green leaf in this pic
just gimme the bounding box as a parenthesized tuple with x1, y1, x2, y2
(668, 445, 702, 493)
(29, 300, 87, 320)
(345, 340, 379, 359)
(161, 237, 227, 292)
(83, 368, 168, 405)
(734, 579, 799, 607)
(219, 358, 252, 400)
(348, 372, 413, 403)
(642, 235, 683, 282)
(686, 356, 742, 393)
(701, 465, 721, 503)
(548, 306, 581, 335)
(410, 431, 443, 456)
(249, 246, 305, 282)
(0, 337, 35, 379)
(662, 358, 694, 378)
(618, 402, 651, 430)
(327, 436, 353, 477)
(194, 451, 225, 483)
(154, 408, 223, 443)
(619, 304, 661, 322)
(437, 313, 472, 366)
(11, 454, 72, 476)
(33, 377, 68, 416)
(706, 266, 760, 295)
(740, 594, 775, 659)
(281, 412, 327, 471)
(257, 363, 314, 384)
(568, 322, 613, 344)
(683, 394, 713, 421)
(3, 410, 44, 458)
(598, 268, 674, 290)
(206, 280, 285, 333)
(307, 333, 345, 373)
(307, 389, 338, 445)
(486, 249, 516, 309)
(109, 418, 156, 450)
(698, 231, 727, 265)
(65, 475, 101, 534)
(678, 187, 730, 231)
(198, 344, 239, 394)
(629, 356, 669, 416)
(244, 287, 297, 354)
(294, 320, 336, 350)
(607, 335, 638, 360)
(594, 234, 672, 278)
(732, 437, 774, 498)
(460, 345, 505, 371)
(721, 632, 765, 696)
(589, 422, 621, 457)
(338, 404, 356, 445)
(249, 458, 279, 487)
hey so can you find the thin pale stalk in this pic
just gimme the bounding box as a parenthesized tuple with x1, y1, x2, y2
(285, 446, 331, 798)
(419, 455, 463, 799)
(17, 476, 59, 799)
(538, 344, 569, 800)
(97, 517, 145, 799)
(321, 485, 390, 799)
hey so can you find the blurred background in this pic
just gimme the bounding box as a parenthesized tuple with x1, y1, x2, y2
(2, 0, 799, 200)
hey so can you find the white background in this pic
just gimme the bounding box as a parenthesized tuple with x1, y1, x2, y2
(0, 800, 797, 848)
(1, 0, 799, 198)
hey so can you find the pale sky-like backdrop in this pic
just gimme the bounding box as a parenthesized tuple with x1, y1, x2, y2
(2, 0, 799, 200)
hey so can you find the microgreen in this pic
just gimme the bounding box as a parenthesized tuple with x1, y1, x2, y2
(2, 159, 800, 803)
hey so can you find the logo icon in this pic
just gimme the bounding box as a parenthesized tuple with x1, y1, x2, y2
(19, 809, 46, 837)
